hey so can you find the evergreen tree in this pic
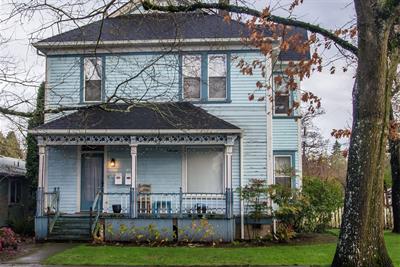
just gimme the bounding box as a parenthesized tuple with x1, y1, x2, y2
(25, 82, 45, 210)
(0, 131, 24, 158)
(331, 140, 342, 157)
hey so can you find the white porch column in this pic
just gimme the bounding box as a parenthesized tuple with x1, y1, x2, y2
(224, 145, 233, 189)
(130, 144, 138, 218)
(130, 144, 138, 188)
(38, 144, 46, 189)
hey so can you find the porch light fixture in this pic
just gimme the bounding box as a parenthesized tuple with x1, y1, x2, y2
(110, 158, 116, 168)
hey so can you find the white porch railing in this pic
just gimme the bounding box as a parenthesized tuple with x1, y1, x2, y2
(37, 187, 233, 219)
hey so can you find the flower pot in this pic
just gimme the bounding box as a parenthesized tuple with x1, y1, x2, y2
(112, 204, 122, 213)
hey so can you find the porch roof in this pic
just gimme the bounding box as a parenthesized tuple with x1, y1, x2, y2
(31, 102, 241, 135)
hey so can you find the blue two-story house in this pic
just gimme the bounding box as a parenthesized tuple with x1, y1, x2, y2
(30, 3, 308, 242)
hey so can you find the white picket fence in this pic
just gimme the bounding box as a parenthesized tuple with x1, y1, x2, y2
(330, 206, 394, 229)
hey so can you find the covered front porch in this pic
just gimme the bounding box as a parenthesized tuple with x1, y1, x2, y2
(31, 103, 241, 241)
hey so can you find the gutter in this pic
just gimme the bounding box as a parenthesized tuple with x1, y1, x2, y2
(28, 128, 243, 135)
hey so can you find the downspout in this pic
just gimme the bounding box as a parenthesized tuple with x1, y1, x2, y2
(240, 135, 244, 239)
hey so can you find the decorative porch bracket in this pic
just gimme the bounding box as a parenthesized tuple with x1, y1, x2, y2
(37, 134, 239, 146)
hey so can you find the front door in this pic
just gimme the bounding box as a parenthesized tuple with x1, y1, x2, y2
(81, 153, 103, 211)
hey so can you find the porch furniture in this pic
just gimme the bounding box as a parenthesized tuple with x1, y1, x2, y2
(152, 200, 172, 214)
(138, 184, 151, 214)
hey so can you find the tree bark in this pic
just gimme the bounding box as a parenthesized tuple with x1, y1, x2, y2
(390, 114, 400, 233)
(332, 1, 395, 266)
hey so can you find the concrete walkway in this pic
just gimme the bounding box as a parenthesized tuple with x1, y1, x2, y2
(1, 242, 78, 266)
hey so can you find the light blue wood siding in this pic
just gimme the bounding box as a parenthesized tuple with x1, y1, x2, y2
(47, 146, 78, 213)
(272, 119, 299, 151)
(105, 146, 182, 195)
(199, 52, 269, 215)
(45, 50, 301, 214)
(105, 54, 180, 101)
(46, 57, 81, 122)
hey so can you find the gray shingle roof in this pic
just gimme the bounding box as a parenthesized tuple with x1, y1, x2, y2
(36, 12, 309, 61)
(35, 102, 240, 132)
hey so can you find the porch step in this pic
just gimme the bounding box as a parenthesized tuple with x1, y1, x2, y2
(48, 216, 92, 242)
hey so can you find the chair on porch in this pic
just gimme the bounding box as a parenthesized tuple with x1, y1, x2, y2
(138, 184, 151, 214)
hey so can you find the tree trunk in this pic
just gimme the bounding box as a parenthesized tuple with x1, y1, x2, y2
(332, 2, 394, 266)
(390, 128, 400, 233)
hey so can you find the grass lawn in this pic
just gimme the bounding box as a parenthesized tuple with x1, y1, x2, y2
(44, 232, 400, 266)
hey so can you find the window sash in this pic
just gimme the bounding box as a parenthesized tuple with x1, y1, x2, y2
(9, 180, 21, 204)
(273, 74, 291, 115)
(274, 155, 293, 188)
(274, 94, 290, 115)
(183, 55, 202, 100)
(84, 57, 102, 102)
(208, 55, 227, 100)
(186, 147, 224, 193)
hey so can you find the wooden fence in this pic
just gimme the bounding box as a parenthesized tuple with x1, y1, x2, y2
(330, 206, 394, 229)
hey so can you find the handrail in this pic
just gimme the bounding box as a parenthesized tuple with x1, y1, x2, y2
(48, 187, 60, 233)
(90, 190, 102, 236)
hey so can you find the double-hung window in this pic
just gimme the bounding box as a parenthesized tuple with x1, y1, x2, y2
(183, 55, 202, 100)
(84, 57, 102, 102)
(9, 180, 22, 204)
(208, 54, 227, 100)
(274, 156, 292, 188)
(274, 75, 290, 115)
(186, 147, 224, 193)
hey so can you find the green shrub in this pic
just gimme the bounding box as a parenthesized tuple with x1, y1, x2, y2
(300, 176, 344, 232)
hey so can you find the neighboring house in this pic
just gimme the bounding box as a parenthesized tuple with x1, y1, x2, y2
(30, 2, 308, 241)
(0, 156, 27, 227)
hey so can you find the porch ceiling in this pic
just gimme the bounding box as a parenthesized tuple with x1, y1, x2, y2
(31, 102, 241, 135)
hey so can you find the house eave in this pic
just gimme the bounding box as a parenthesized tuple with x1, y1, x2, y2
(32, 37, 278, 53)
(28, 128, 243, 135)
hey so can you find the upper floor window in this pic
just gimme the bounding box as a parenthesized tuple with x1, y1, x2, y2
(208, 55, 227, 100)
(274, 155, 292, 188)
(84, 57, 102, 102)
(183, 55, 201, 100)
(9, 180, 22, 204)
(274, 75, 290, 115)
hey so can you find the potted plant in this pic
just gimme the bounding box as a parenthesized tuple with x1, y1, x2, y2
(112, 204, 122, 214)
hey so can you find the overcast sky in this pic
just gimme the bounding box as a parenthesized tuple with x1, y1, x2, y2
(0, 0, 356, 149)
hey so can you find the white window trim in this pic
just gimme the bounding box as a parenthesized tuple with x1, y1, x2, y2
(182, 54, 202, 101)
(273, 74, 291, 116)
(273, 155, 293, 186)
(83, 57, 103, 103)
(207, 54, 227, 101)
(182, 146, 226, 194)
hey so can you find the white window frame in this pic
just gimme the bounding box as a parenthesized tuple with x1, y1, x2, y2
(182, 54, 202, 101)
(207, 54, 227, 101)
(182, 146, 226, 195)
(83, 57, 103, 103)
(273, 155, 293, 188)
(273, 74, 291, 116)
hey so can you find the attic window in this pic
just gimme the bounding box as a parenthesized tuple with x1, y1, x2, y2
(183, 55, 201, 100)
(84, 57, 102, 102)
